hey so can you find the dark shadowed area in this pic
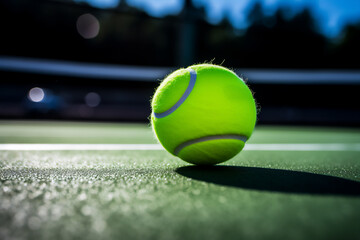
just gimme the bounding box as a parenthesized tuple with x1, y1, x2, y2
(176, 165, 360, 196)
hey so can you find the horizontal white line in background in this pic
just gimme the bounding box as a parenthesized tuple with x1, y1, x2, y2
(0, 56, 170, 81)
(1, 56, 360, 84)
(0, 144, 360, 151)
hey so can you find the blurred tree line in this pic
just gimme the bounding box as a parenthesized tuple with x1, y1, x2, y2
(1, 0, 360, 68)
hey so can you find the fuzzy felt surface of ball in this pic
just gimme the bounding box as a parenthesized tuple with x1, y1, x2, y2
(151, 64, 257, 165)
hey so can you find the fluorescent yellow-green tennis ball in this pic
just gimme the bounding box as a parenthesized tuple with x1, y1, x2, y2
(151, 64, 257, 165)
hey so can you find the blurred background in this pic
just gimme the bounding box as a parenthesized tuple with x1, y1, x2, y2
(1, 0, 360, 125)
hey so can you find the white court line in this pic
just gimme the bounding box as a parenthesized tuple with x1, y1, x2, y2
(0, 144, 360, 151)
(0, 144, 163, 151)
(244, 144, 360, 151)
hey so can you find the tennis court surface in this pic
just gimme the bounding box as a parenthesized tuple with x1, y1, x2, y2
(2, 1, 360, 239)
(1, 121, 359, 240)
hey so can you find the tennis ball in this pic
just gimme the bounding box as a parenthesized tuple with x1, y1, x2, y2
(151, 64, 257, 165)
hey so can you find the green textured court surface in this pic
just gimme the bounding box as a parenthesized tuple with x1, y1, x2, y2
(0, 121, 360, 240)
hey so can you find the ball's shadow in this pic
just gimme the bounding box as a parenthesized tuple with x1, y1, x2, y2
(175, 166, 360, 196)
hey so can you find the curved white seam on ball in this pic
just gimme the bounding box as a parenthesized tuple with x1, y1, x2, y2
(174, 134, 248, 156)
(154, 68, 196, 118)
